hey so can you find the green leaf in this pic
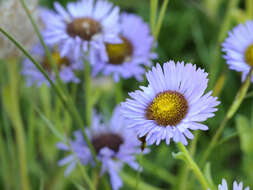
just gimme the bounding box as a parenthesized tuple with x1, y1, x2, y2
(236, 115, 252, 153)
(172, 151, 186, 161)
(73, 182, 87, 190)
(203, 163, 215, 188)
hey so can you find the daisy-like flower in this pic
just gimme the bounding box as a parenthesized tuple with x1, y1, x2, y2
(22, 44, 82, 86)
(216, 179, 249, 190)
(57, 107, 142, 190)
(41, 0, 120, 60)
(222, 21, 253, 82)
(92, 13, 156, 82)
(121, 61, 220, 145)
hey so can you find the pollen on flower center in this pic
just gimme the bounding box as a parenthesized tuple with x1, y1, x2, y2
(106, 37, 133, 65)
(91, 133, 124, 153)
(146, 91, 188, 126)
(245, 44, 253, 67)
(66, 17, 102, 41)
(42, 51, 69, 71)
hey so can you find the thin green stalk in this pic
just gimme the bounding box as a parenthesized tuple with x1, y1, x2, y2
(246, 0, 253, 19)
(0, 27, 99, 165)
(245, 91, 253, 99)
(8, 60, 30, 190)
(150, 0, 158, 34)
(141, 158, 176, 185)
(70, 142, 95, 190)
(121, 172, 163, 190)
(178, 132, 199, 190)
(135, 152, 143, 190)
(201, 68, 253, 166)
(115, 80, 123, 103)
(209, 0, 240, 88)
(84, 58, 92, 127)
(27, 104, 36, 162)
(0, 27, 68, 104)
(154, 0, 169, 40)
(37, 108, 95, 190)
(0, 132, 11, 190)
(216, 132, 238, 147)
(22, 0, 98, 155)
(19, 0, 65, 90)
(177, 143, 210, 190)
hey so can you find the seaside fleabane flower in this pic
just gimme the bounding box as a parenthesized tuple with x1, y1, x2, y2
(57, 107, 142, 190)
(216, 179, 249, 190)
(41, 0, 120, 60)
(22, 44, 82, 86)
(121, 61, 220, 145)
(91, 13, 157, 82)
(222, 21, 253, 82)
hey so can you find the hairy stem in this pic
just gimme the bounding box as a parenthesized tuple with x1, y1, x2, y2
(177, 143, 211, 190)
(201, 68, 253, 166)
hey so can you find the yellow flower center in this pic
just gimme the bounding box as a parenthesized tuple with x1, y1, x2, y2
(245, 44, 253, 67)
(146, 91, 188, 126)
(66, 17, 102, 41)
(42, 52, 69, 71)
(105, 37, 133, 65)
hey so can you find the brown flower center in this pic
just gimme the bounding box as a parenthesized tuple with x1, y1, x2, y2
(245, 44, 253, 67)
(66, 17, 102, 41)
(105, 37, 133, 65)
(42, 52, 69, 72)
(91, 133, 124, 153)
(146, 91, 188, 126)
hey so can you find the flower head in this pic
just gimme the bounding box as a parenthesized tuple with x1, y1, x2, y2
(222, 21, 253, 82)
(92, 13, 156, 82)
(22, 43, 82, 86)
(121, 61, 220, 145)
(41, 0, 120, 60)
(217, 179, 249, 190)
(57, 106, 142, 190)
(0, 0, 39, 58)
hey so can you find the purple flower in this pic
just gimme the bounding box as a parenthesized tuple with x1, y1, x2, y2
(121, 61, 220, 146)
(91, 13, 157, 82)
(222, 21, 253, 82)
(41, 0, 121, 60)
(57, 106, 143, 190)
(216, 179, 250, 190)
(22, 43, 82, 86)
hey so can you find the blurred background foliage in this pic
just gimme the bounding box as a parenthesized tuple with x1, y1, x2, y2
(0, 0, 253, 189)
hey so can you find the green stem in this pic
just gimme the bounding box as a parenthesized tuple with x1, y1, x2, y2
(246, 0, 253, 19)
(201, 68, 253, 166)
(150, 0, 158, 35)
(0, 27, 67, 104)
(115, 80, 123, 103)
(0, 27, 99, 165)
(245, 91, 253, 99)
(37, 108, 95, 190)
(8, 60, 30, 190)
(178, 132, 199, 190)
(84, 58, 92, 127)
(19, 0, 65, 89)
(209, 0, 240, 88)
(154, 0, 169, 40)
(177, 143, 210, 190)
(135, 152, 143, 190)
(70, 141, 95, 190)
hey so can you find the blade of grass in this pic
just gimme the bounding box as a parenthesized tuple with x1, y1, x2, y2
(0, 27, 98, 165)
